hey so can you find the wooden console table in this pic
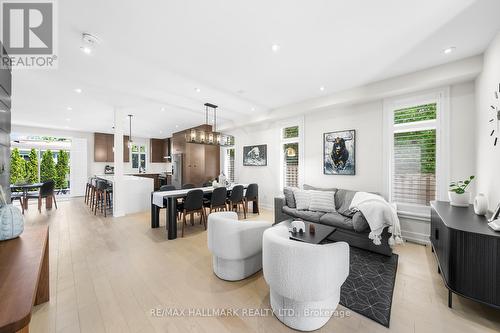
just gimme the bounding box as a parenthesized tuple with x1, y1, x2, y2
(0, 226, 49, 333)
(430, 201, 500, 309)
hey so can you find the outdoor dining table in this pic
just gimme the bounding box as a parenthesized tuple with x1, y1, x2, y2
(10, 182, 44, 209)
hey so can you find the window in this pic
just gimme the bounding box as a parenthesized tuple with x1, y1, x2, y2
(224, 148, 235, 182)
(280, 125, 301, 189)
(131, 144, 146, 169)
(384, 89, 449, 214)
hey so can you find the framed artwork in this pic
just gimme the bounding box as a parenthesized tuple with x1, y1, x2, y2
(243, 144, 267, 166)
(323, 130, 355, 175)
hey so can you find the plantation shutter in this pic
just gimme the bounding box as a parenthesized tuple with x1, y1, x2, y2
(283, 143, 299, 187)
(224, 148, 235, 182)
(392, 104, 437, 206)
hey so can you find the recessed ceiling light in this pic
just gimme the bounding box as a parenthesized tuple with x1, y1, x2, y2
(80, 46, 92, 55)
(175, 125, 179, 128)
(160, 107, 165, 111)
(271, 44, 281, 52)
(74, 88, 82, 94)
(66, 106, 72, 111)
(251, 107, 255, 112)
(443, 47, 456, 54)
(65, 118, 71, 122)
(159, 130, 163, 134)
(319, 86, 325, 91)
(195, 88, 201, 93)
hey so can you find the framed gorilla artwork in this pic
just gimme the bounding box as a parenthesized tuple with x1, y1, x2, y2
(323, 130, 355, 175)
(243, 144, 267, 166)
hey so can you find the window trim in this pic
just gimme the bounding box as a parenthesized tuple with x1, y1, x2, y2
(383, 87, 450, 216)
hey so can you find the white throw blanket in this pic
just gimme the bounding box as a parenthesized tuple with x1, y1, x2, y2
(349, 192, 403, 246)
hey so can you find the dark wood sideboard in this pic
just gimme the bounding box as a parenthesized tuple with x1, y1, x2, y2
(430, 201, 500, 309)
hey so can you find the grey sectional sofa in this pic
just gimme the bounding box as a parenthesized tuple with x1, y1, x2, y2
(274, 185, 393, 256)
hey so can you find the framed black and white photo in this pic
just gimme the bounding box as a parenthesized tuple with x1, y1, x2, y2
(323, 130, 355, 175)
(243, 144, 267, 166)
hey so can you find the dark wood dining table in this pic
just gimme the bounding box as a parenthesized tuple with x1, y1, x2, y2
(151, 184, 255, 240)
(10, 182, 44, 209)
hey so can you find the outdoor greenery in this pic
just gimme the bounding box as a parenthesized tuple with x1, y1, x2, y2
(10, 148, 26, 185)
(394, 129, 436, 174)
(283, 126, 299, 139)
(25, 149, 38, 183)
(55, 150, 70, 189)
(449, 175, 475, 194)
(394, 103, 436, 124)
(40, 150, 56, 183)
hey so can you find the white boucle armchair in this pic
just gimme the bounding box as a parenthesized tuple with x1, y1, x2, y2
(263, 224, 350, 331)
(207, 212, 273, 281)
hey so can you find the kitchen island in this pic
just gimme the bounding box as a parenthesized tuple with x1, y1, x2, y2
(96, 174, 154, 215)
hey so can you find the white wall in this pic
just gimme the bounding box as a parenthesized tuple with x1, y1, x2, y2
(475, 32, 500, 211)
(228, 82, 476, 242)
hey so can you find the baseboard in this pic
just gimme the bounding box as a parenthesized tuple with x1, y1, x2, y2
(402, 230, 430, 245)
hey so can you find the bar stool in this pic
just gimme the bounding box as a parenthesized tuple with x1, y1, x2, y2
(94, 180, 113, 217)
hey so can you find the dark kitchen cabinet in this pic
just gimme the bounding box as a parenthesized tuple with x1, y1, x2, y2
(150, 138, 171, 163)
(94, 133, 130, 162)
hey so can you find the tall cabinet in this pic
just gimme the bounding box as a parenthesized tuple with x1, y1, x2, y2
(171, 125, 220, 187)
(0, 47, 12, 201)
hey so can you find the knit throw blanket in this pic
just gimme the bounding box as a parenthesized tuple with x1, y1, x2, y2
(349, 192, 403, 246)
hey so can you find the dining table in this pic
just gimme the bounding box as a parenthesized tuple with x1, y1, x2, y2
(151, 184, 253, 240)
(10, 182, 44, 209)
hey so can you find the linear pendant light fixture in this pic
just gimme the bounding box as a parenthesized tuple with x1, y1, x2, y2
(186, 103, 234, 146)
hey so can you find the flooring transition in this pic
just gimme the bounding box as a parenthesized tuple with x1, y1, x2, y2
(21, 198, 500, 333)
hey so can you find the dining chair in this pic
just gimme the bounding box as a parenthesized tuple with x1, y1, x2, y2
(177, 189, 206, 237)
(10, 192, 24, 214)
(204, 186, 227, 213)
(25, 180, 57, 213)
(245, 183, 259, 215)
(227, 185, 246, 219)
(159, 185, 176, 191)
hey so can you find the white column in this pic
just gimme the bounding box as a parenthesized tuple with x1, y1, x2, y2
(113, 108, 125, 217)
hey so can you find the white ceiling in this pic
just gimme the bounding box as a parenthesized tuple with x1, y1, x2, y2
(11, 0, 500, 138)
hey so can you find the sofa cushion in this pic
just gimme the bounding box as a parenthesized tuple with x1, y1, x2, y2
(352, 212, 370, 232)
(319, 212, 354, 230)
(309, 190, 336, 213)
(294, 190, 312, 210)
(303, 184, 337, 192)
(335, 189, 357, 213)
(283, 187, 298, 208)
(282, 206, 325, 223)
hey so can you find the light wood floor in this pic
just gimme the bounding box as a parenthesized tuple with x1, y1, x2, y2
(23, 198, 500, 333)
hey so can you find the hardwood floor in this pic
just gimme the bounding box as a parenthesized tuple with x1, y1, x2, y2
(23, 198, 500, 333)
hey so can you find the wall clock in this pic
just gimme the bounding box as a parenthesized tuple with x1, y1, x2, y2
(490, 83, 500, 146)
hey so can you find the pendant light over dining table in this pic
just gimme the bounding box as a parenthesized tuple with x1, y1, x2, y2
(128, 114, 133, 148)
(185, 103, 234, 146)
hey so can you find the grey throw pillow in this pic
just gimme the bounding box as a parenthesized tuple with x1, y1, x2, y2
(335, 189, 357, 213)
(352, 212, 370, 232)
(303, 184, 338, 192)
(283, 187, 298, 208)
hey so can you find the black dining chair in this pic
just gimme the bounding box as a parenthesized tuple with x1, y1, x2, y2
(245, 183, 259, 215)
(182, 184, 196, 189)
(204, 186, 227, 213)
(25, 180, 57, 213)
(10, 192, 24, 214)
(177, 189, 206, 237)
(227, 185, 246, 219)
(159, 185, 176, 191)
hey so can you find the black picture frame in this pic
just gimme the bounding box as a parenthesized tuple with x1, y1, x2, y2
(323, 130, 356, 175)
(243, 144, 267, 166)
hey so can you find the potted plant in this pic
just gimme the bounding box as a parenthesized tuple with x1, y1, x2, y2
(449, 175, 475, 207)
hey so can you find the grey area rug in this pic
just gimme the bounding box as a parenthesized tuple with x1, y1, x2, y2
(340, 247, 399, 327)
